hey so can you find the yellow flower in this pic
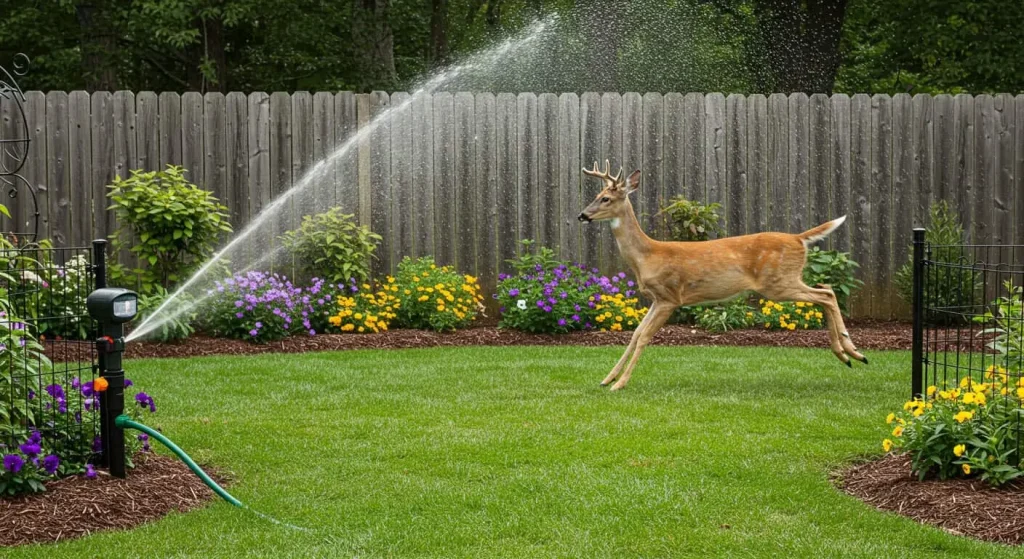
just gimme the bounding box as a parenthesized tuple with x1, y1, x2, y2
(954, 411, 974, 423)
(975, 392, 987, 406)
(962, 464, 971, 475)
(788, 323, 796, 330)
(912, 407, 924, 417)
(418, 295, 429, 302)
(886, 413, 895, 424)
(341, 323, 354, 332)
(815, 311, 823, 319)
(362, 283, 371, 290)
(1017, 387, 1024, 399)
(354, 313, 363, 320)
(960, 376, 971, 388)
(610, 323, 623, 331)
(926, 386, 937, 397)
(892, 426, 904, 437)
(953, 444, 966, 457)
(962, 392, 976, 404)
(357, 326, 365, 333)
(882, 439, 893, 452)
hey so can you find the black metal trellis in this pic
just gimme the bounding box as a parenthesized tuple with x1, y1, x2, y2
(911, 227, 1024, 463)
(0, 53, 41, 244)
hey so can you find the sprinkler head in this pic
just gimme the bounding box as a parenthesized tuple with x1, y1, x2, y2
(87, 287, 139, 324)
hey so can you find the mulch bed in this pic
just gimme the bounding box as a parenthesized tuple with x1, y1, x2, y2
(46, 320, 914, 362)
(836, 454, 1024, 545)
(0, 454, 222, 547)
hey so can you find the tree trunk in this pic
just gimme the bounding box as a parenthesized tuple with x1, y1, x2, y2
(75, 0, 118, 91)
(430, 0, 449, 68)
(752, 0, 848, 94)
(351, 0, 398, 91)
(206, 18, 229, 93)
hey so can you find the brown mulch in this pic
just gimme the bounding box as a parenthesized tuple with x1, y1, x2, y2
(0, 454, 222, 547)
(44, 320, 914, 362)
(836, 453, 1024, 545)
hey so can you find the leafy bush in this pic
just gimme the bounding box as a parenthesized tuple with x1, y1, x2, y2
(32, 252, 92, 341)
(133, 286, 195, 342)
(884, 368, 1024, 487)
(393, 257, 483, 331)
(201, 272, 335, 343)
(757, 299, 825, 330)
(328, 278, 400, 333)
(108, 165, 232, 293)
(496, 241, 648, 334)
(974, 282, 1023, 375)
(280, 208, 381, 284)
(658, 195, 724, 241)
(694, 298, 758, 332)
(894, 201, 980, 323)
(802, 247, 862, 314)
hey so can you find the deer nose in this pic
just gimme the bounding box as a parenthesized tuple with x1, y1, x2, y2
(577, 212, 591, 223)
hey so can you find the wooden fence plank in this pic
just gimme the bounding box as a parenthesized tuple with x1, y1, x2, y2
(290, 91, 315, 222)
(136, 92, 159, 173)
(410, 93, 434, 258)
(850, 94, 872, 317)
(90, 91, 114, 242)
(643, 92, 665, 235)
(933, 94, 955, 203)
(475, 93, 498, 295)
(748, 94, 768, 234)
(891, 94, 914, 318)
(112, 91, 137, 266)
(580, 92, 601, 269)
(994, 93, 1015, 246)
(953, 94, 975, 234)
(203, 93, 228, 217)
(622, 92, 643, 225)
(389, 92, 413, 267)
(247, 93, 271, 220)
(0, 95, 14, 234)
(432, 92, 454, 268)
(663, 92, 685, 213)
(455, 91, 477, 273)
(22, 92, 47, 240)
(45, 92, 70, 247)
(495, 93, 518, 274)
(808, 94, 831, 233)
(913, 94, 934, 233)
(226, 92, 249, 227)
(158, 92, 181, 167)
(269, 91, 292, 266)
(725, 94, 747, 236)
(830, 94, 851, 252)
(870, 94, 893, 318)
(600, 92, 622, 269)
(311, 91, 335, 213)
(369, 91, 392, 273)
(787, 93, 809, 234)
(181, 91, 204, 187)
(68, 91, 91, 246)
(1017, 95, 1024, 251)
(767, 93, 788, 232)
(517, 92, 539, 244)
(537, 93, 560, 254)
(974, 94, 995, 245)
(334, 92, 359, 217)
(683, 93, 705, 202)
(704, 93, 724, 234)
(558, 93, 580, 262)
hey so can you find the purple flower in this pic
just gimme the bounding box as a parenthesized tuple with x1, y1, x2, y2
(627, 280, 635, 287)
(47, 386, 68, 405)
(308, 329, 316, 336)
(85, 464, 97, 479)
(235, 300, 244, 308)
(71, 377, 81, 389)
(93, 437, 102, 453)
(19, 442, 41, 457)
(236, 312, 244, 319)
(559, 292, 568, 299)
(137, 433, 149, 442)
(81, 384, 93, 397)
(543, 306, 552, 313)
(249, 329, 259, 337)
(43, 454, 59, 474)
(11, 322, 24, 330)
(27, 389, 34, 400)
(75, 411, 82, 423)
(3, 454, 23, 473)
(28, 431, 41, 445)
(537, 300, 545, 308)
(124, 379, 133, 388)
(558, 318, 567, 327)
(84, 397, 95, 411)
(572, 314, 581, 321)
(135, 392, 156, 413)
(508, 288, 519, 297)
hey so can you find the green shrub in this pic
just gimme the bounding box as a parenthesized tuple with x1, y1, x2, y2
(658, 196, 724, 241)
(974, 281, 1023, 374)
(393, 257, 483, 331)
(694, 298, 757, 332)
(280, 208, 381, 285)
(108, 165, 233, 293)
(133, 286, 195, 342)
(801, 247, 862, 314)
(894, 201, 980, 323)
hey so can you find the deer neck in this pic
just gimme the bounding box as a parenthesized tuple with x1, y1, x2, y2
(609, 202, 652, 269)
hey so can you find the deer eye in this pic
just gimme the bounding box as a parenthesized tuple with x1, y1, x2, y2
(601, 197, 610, 203)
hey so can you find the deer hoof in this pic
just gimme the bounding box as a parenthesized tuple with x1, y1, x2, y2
(845, 360, 853, 368)
(861, 356, 869, 365)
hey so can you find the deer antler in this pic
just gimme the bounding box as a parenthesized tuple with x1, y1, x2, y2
(583, 159, 623, 183)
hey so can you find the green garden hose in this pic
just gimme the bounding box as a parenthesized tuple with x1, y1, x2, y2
(114, 415, 243, 507)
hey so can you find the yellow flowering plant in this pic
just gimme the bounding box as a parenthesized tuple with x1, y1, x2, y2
(756, 299, 824, 330)
(393, 256, 484, 331)
(327, 278, 400, 333)
(882, 365, 1024, 486)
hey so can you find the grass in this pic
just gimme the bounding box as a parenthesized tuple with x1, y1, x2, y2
(9, 345, 1024, 558)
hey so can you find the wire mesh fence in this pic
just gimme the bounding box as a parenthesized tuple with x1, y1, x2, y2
(1, 237, 99, 466)
(912, 229, 1024, 464)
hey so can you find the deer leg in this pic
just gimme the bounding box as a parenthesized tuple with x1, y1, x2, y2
(760, 284, 860, 366)
(610, 302, 675, 391)
(601, 309, 656, 386)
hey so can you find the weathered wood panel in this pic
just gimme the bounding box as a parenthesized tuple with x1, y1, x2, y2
(268, 91, 292, 263)
(808, 94, 831, 233)
(767, 93, 788, 232)
(21, 92, 47, 239)
(912, 94, 934, 233)
(45, 92, 70, 246)
(226, 92, 249, 227)
(247, 93, 271, 222)
(622, 92, 643, 223)
(136, 92, 159, 172)
(704, 93, 725, 234)
(389, 92, 413, 267)
(891, 94, 914, 317)
(933, 94, 955, 204)
(334, 91, 359, 217)
(68, 91, 91, 246)
(830, 94, 851, 252)
(112, 91, 137, 266)
(158, 92, 182, 167)
(558, 93, 580, 262)
(643, 92, 665, 234)
(787, 93, 809, 234)
(410, 93, 434, 258)
(725, 94, 747, 236)
(432, 92, 454, 268)
(870, 94, 892, 318)
(849, 94, 872, 317)
(495, 93, 518, 274)
(682, 93, 705, 202)
(994, 93, 1015, 246)
(290, 91, 315, 221)
(454, 92, 477, 273)
(599, 92, 622, 270)
(537, 93, 560, 254)
(953, 94, 975, 234)
(580, 92, 601, 269)
(90, 92, 114, 241)
(663, 92, 685, 212)
(369, 91, 392, 273)
(203, 93, 228, 218)
(475, 93, 498, 294)
(517, 92, 539, 244)
(747, 94, 768, 234)
(181, 91, 204, 187)
(1017, 95, 1024, 250)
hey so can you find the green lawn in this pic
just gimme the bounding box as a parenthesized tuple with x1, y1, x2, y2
(9, 345, 1024, 558)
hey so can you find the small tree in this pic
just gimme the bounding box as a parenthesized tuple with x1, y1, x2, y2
(658, 196, 724, 242)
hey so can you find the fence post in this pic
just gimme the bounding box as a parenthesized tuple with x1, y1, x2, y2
(911, 228, 926, 399)
(91, 239, 128, 478)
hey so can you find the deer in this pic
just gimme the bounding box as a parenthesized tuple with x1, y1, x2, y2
(577, 160, 867, 391)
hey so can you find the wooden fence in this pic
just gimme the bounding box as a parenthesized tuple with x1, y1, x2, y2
(3, 91, 1022, 318)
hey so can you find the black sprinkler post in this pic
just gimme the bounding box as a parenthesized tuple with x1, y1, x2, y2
(88, 240, 139, 479)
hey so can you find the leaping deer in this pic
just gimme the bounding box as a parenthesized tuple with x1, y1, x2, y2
(577, 160, 867, 391)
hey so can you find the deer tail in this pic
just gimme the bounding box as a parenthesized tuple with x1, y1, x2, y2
(798, 215, 846, 246)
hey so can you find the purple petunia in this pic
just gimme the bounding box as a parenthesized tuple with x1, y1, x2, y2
(42, 454, 59, 475)
(3, 454, 24, 473)
(45, 384, 64, 400)
(249, 329, 259, 337)
(508, 288, 519, 297)
(135, 392, 156, 413)
(543, 306, 552, 313)
(124, 379, 133, 388)
(85, 464, 97, 479)
(558, 318, 567, 327)
(93, 437, 103, 453)
(19, 442, 41, 457)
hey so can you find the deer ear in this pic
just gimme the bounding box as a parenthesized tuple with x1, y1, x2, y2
(625, 170, 641, 193)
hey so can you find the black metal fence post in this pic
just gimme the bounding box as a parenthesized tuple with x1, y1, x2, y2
(911, 228, 926, 400)
(92, 239, 127, 478)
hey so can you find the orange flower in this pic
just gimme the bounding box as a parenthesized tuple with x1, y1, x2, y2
(93, 377, 109, 392)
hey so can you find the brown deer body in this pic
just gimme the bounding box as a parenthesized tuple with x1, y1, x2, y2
(577, 161, 867, 391)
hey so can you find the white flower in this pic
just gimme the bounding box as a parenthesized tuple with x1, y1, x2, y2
(517, 299, 527, 310)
